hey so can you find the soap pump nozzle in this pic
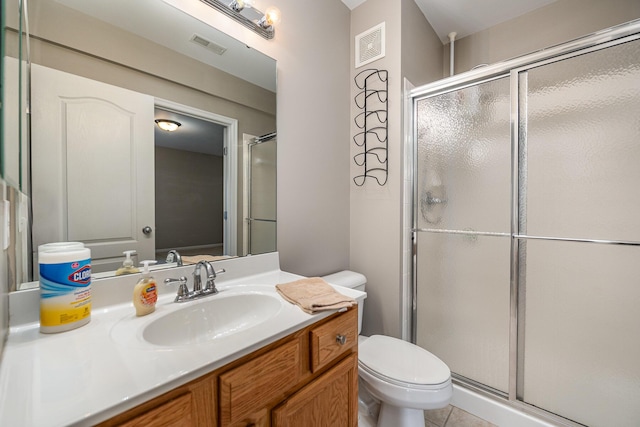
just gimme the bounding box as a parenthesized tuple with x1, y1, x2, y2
(122, 250, 136, 268)
(140, 260, 157, 277)
(115, 250, 140, 276)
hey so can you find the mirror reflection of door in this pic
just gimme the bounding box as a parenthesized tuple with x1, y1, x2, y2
(153, 107, 227, 261)
(247, 134, 276, 255)
(30, 65, 241, 276)
(31, 64, 155, 275)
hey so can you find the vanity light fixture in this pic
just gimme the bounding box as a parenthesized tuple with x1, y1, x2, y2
(155, 119, 182, 132)
(257, 6, 281, 30)
(200, 0, 280, 39)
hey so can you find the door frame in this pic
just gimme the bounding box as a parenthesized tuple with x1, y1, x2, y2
(155, 98, 238, 256)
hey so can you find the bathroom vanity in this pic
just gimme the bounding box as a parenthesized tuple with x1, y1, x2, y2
(0, 253, 365, 426)
(100, 307, 358, 426)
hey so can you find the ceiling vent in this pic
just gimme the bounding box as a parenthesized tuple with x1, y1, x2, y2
(190, 34, 227, 55)
(355, 22, 385, 68)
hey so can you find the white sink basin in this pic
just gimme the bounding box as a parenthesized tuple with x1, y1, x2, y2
(143, 293, 282, 346)
(110, 286, 286, 348)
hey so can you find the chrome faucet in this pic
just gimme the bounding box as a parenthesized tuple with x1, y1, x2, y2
(166, 249, 183, 266)
(164, 261, 225, 303)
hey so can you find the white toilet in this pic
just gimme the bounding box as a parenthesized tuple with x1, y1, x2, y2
(322, 271, 452, 427)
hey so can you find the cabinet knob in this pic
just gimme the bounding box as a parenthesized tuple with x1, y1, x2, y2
(336, 334, 347, 345)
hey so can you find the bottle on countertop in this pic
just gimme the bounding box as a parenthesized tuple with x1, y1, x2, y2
(133, 260, 158, 316)
(115, 250, 140, 276)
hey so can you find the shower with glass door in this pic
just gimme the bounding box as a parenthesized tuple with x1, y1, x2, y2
(411, 22, 640, 427)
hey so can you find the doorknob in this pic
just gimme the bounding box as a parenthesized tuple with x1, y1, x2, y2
(142, 226, 153, 235)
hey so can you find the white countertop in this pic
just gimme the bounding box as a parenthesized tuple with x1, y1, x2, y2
(0, 253, 365, 427)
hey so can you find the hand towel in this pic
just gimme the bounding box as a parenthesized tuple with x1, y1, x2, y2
(276, 277, 356, 314)
(182, 255, 233, 264)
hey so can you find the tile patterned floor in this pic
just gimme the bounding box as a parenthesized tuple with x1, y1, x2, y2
(358, 404, 496, 427)
(425, 405, 497, 427)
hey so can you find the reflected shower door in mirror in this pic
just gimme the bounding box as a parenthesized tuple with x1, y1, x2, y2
(247, 134, 277, 255)
(3, 0, 277, 290)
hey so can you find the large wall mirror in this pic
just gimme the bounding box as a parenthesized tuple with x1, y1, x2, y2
(2, 0, 277, 291)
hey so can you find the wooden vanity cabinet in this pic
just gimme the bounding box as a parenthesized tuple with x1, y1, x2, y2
(97, 374, 217, 427)
(99, 307, 358, 427)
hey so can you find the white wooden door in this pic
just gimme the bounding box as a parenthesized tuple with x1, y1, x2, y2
(31, 64, 155, 273)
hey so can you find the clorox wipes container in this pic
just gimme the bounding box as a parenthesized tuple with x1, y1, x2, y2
(39, 246, 92, 333)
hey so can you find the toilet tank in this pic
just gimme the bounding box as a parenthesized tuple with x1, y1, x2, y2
(321, 270, 366, 334)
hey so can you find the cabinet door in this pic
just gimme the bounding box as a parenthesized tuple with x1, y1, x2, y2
(98, 375, 216, 427)
(118, 393, 193, 427)
(219, 339, 301, 425)
(272, 353, 358, 427)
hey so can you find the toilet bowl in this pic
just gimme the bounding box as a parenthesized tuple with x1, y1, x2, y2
(322, 271, 452, 427)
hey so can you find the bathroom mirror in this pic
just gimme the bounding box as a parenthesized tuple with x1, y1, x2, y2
(3, 0, 277, 290)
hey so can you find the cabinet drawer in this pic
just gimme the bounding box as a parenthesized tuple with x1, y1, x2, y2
(219, 339, 301, 425)
(310, 308, 357, 373)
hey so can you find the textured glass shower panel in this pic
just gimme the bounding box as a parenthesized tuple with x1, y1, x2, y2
(416, 233, 510, 393)
(522, 240, 640, 427)
(249, 220, 276, 255)
(250, 140, 276, 221)
(416, 77, 511, 233)
(523, 40, 640, 242)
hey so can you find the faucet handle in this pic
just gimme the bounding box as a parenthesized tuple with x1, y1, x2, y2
(165, 276, 190, 301)
(203, 268, 225, 293)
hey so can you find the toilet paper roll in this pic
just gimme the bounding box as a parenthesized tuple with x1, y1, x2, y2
(39, 247, 92, 333)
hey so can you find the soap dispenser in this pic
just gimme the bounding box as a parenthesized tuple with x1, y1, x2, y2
(133, 260, 158, 316)
(115, 250, 140, 276)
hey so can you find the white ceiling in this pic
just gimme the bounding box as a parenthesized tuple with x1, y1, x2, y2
(342, 0, 558, 43)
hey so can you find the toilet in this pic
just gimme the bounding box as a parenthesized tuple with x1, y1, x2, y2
(322, 271, 452, 427)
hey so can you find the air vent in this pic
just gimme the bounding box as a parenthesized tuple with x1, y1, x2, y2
(190, 34, 227, 55)
(355, 22, 385, 68)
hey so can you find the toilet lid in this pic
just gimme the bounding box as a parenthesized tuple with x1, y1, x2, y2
(359, 335, 450, 386)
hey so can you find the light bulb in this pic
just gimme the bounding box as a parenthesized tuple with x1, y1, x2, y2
(264, 6, 281, 26)
(258, 5, 281, 30)
(229, 0, 245, 12)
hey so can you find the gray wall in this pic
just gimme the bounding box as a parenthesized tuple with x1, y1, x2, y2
(155, 147, 224, 250)
(349, 0, 442, 338)
(218, 0, 353, 277)
(445, 0, 640, 75)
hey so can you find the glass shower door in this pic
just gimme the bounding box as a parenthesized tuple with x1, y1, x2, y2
(248, 136, 276, 255)
(518, 39, 640, 426)
(413, 32, 640, 426)
(415, 77, 512, 393)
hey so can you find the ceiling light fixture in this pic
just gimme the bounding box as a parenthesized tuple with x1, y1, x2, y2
(155, 119, 182, 132)
(200, 0, 280, 39)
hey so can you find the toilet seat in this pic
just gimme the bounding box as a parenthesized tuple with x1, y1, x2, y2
(359, 362, 450, 391)
(359, 335, 451, 388)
